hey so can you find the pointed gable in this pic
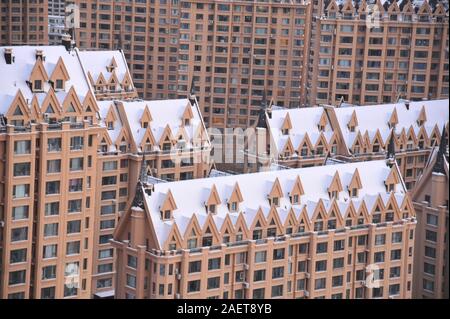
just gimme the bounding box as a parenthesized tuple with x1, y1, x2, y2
(49, 56, 70, 84)
(29, 58, 49, 87)
(328, 171, 344, 194)
(41, 88, 61, 116)
(206, 184, 221, 206)
(389, 107, 399, 128)
(281, 136, 295, 156)
(159, 124, 175, 147)
(62, 86, 83, 115)
(160, 189, 178, 212)
(182, 103, 194, 125)
(269, 177, 284, 199)
(140, 106, 153, 128)
(228, 182, 244, 204)
(289, 176, 305, 204)
(6, 90, 30, 120)
(140, 126, 157, 151)
(417, 105, 427, 126)
(281, 112, 293, 133)
(348, 110, 358, 131)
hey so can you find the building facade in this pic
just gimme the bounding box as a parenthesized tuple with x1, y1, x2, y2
(0, 45, 212, 299)
(112, 160, 417, 299)
(308, 0, 449, 106)
(0, 0, 49, 45)
(48, 0, 67, 45)
(67, 0, 312, 129)
(411, 138, 449, 299)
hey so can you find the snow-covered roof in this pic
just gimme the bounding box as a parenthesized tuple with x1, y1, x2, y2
(100, 99, 208, 152)
(333, 99, 449, 149)
(143, 160, 407, 247)
(0, 45, 91, 114)
(77, 49, 131, 85)
(268, 107, 334, 153)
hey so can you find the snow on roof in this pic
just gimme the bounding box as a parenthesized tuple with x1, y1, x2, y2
(77, 49, 130, 85)
(143, 160, 406, 247)
(99, 98, 208, 152)
(0, 45, 91, 114)
(268, 107, 333, 153)
(333, 99, 449, 149)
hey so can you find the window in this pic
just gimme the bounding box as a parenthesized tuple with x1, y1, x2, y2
(103, 161, 117, 171)
(12, 205, 29, 220)
(188, 261, 201, 273)
(374, 251, 385, 263)
(70, 136, 84, 150)
(332, 275, 343, 287)
(12, 184, 30, 199)
(314, 278, 326, 290)
(45, 181, 60, 195)
(425, 246, 436, 259)
(69, 158, 84, 171)
(255, 251, 267, 263)
(333, 257, 344, 269)
(68, 178, 83, 192)
(390, 266, 401, 278)
(208, 258, 221, 270)
(47, 159, 61, 173)
(187, 280, 201, 293)
(273, 248, 285, 260)
(126, 274, 137, 288)
(41, 287, 56, 299)
(426, 214, 438, 226)
(272, 266, 284, 279)
(42, 265, 57, 280)
(44, 223, 58, 237)
(68, 199, 82, 213)
(253, 288, 265, 299)
(254, 269, 266, 282)
(390, 249, 401, 260)
(207, 277, 220, 290)
(127, 255, 137, 268)
(316, 242, 327, 254)
(47, 138, 61, 152)
(424, 262, 435, 275)
(14, 140, 31, 154)
(14, 163, 31, 176)
(11, 227, 28, 242)
(10, 248, 27, 264)
(66, 241, 80, 255)
(9, 270, 26, 285)
(375, 234, 386, 246)
(425, 230, 437, 242)
(389, 284, 400, 296)
(334, 240, 345, 251)
(271, 285, 283, 297)
(45, 202, 59, 216)
(315, 260, 327, 272)
(392, 232, 402, 243)
(99, 249, 114, 259)
(67, 220, 81, 234)
(43, 244, 57, 259)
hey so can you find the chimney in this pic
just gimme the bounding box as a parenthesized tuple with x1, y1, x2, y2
(4, 48, 14, 64)
(35, 49, 45, 61)
(61, 34, 72, 52)
(404, 100, 410, 110)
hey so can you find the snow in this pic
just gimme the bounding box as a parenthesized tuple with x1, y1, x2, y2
(268, 107, 334, 153)
(333, 99, 449, 150)
(0, 46, 91, 114)
(143, 160, 407, 247)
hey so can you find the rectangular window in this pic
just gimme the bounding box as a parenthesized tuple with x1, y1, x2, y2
(9, 270, 26, 285)
(47, 159, 61, 173)
(69, 158, 84, 171)
(66, 241, 80, 255)
(12, 205, 29, 220)
(11, 227, 28, 242)
(42, 265, 57, 280)
(67, 220, 81, 234)
(10, 248, 27, 264)
(12, 184, 30, 199)
(255, 251, 267, 263)
(47, 138, 61, 152)
(44, 223, 58, 237)
(14, 163, 31, 176)
(45, 202, 59, 216)
(45, 181, 60, 195)
(14, 140, 31, 154)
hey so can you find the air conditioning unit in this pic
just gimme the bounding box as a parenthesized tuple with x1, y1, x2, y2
(174, 268, 179, 275)
(176, 273, 182, 280)
(175, 293, 181, 299)
(43, 113, 49, 121)
(0, 221, 4, 227)
(304, 290, 310, 297)
(244, 264, 249, 270)
(305, 273, 311, 279)
(359, 280, 366, 286)
(243, 282, 250, 289)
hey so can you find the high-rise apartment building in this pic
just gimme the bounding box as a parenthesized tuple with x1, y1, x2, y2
(67, 0, 312, 129)
(112, 160, 416, 299)
(308, 0, 449, 106)
(0, 45, 212, 299)
(411, 138, 449, 299)
(0, 0, 49, 45)
(48, 0, 66, 45)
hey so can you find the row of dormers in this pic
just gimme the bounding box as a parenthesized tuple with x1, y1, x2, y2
(325, 0, 448, 19)
(157, 166, 399, 222)
(27, 54, 70, 93)
(160, 190, 413, 250)
(3, 87, 99, 125)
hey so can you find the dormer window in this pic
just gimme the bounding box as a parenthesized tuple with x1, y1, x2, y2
(349, 125, 355, 132)
(163, 142, 171, 151)
(291, 194, 300, 205)
(269, 197, 279, 207)
(161, 210, 172, 220)
(417, 120, 424, 126)
(349, 188, 358, 198)
(329, 190, 339, 199)
(282, 128, 289, 135)
(316, 144, 324, 155)
(142, 122, 148, 129)
(184, 118, 191, 126)
(230, 201, 238, 212)
(34, 80, 43, 92)
(373, 143, 380, 153)
(55, 79, 64, 90)
(208, 204, 216, 214)
(386, 183, 395, 192)
(107, 121, 114, 130)
(318, 124, 325, 132)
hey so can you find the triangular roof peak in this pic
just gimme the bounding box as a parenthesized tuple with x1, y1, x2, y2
(160, 189, 178, 212)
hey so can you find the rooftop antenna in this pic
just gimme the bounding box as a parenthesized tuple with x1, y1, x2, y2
(386, 128, 396, 161)
(433, 125, 448, 174)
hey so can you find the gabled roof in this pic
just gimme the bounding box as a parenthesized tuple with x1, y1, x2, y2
(141, 160, 407, 247)
(332, 99, 449, 150)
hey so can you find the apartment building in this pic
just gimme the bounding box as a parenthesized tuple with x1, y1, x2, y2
(67, 0, 311, 129)
(0, 45, 213, 299)
(0, 0, 49, 45)
(48, 0, 66, 45)
(0, 45, 101, 299)
(411, 137, 449, 299)
(112, 159, 416, 299)
(308, 0, 449, 106)
(247, 99, 449, 191)
(91, 98, 212, 298)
